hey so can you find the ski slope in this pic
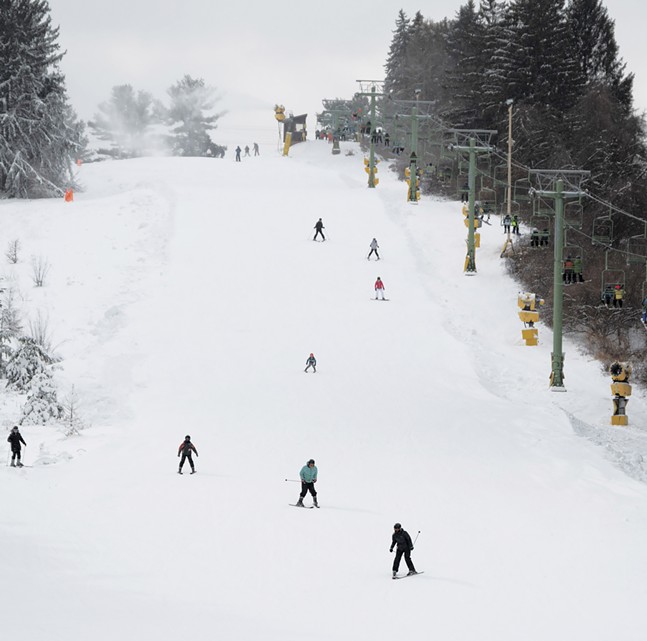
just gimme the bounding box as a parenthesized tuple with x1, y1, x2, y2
(1, 135, 647, 641)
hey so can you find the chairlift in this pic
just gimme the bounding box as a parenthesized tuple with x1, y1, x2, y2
(532, 196, 555, 217)
(626, 235, 647, 265)
(601, 269, 626, 305)
(564, 201, 583, 229)
(563, 245, 584, 284)
(513, 177, 532, 202)
(591, 216, 613, 245)
(529, 222, 550, 248)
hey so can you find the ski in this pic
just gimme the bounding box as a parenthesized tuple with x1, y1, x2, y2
(289, 504, 314, 509)
(370, 298, 390, 301)
(393, 571, 424, 580)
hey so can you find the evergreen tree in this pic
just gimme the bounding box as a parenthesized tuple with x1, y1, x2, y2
(384, 10, 411, 97)
(5, 336, 55, 391)
(0, 289, 22, 378)
(0, 0, 85, 197)
(482, 0, 584, 165)
(444, 0, 486, 128)
(167, 75, 223, 157)
(20, 370, 63, 425)
(566, 0, 632, 109)
(90, 85, 162, 158)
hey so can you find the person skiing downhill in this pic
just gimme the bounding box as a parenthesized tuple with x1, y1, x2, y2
(367, 238, 380, 261)
(304, 353, 317, 373)
(296, 459, 318, 507)
(390, 523, 417, 578)
(7, 426, 26, 467)
(374, 276, 386, 300)
(178, 435, 198, 474)
(313, 218, 325, 241)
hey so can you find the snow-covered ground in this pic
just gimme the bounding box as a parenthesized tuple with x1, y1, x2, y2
(1, 133, 646, 641)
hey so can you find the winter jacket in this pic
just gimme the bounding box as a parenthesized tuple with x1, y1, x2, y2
(370, 239, 379, 250)
(7, 431, 26, 451)
(305, 356, 316, 366)
(300, 464, 318, 483)
(314, 220, 324, 231)
(178, 440, 198, 457)
(390, 529, 414, 552)
(375, 279, 385, 290)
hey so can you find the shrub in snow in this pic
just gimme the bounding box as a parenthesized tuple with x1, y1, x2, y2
(5, 240, 20, 264)
(31, 256, 51, 287)
(19, 370, 63, 426)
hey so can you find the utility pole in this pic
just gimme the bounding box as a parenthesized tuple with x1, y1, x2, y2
(450, 129, 497, 274)
(500, 99, 516, 257)
(529, 170, 590, 389)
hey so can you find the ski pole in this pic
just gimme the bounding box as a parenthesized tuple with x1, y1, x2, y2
(284, 478, 301, 483)
(413, 531, 421, 545)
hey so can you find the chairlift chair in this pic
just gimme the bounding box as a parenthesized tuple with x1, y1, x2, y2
(591, 216, 613, 245)
(626, 235, 647, 265)
(564, 201, 584, 229)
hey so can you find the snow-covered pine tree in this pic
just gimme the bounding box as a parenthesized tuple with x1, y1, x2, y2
(90, 85, 163, 158)
(0, 289, 23, 378)
(19, 370, 63, 425)
(167, 75, 223, 157)
(0, 0, 86, 197)
(5, 336, 55, 391)
(60, 385, 87, 435)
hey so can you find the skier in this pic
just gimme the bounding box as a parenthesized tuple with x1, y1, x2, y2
(313, 218, 325, 241)
(178, 435, 198, 474)
(296, 458, 318, 507)
(390, 523, 417, 578)
(7, 426, 26, 467)
(304, 353, 317, 373)
(253, 142, 260, 156)
(244, 145, 250, 157)
(502, 214, 512, 234)
(235, 146, 242, 162)
(374, 276, 386, 300)
(367, 238, 380, 261)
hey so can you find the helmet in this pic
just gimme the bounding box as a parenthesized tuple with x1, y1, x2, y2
(185, 435, 191, 440)
(615, 284, 621, 289)
(11, 426, 18, 432)
(310, 353, 314, 357)
(393, 523, 401, 529)
(308, 459, 315, 465)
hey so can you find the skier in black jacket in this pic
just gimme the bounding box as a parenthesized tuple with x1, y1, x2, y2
(7, 426, 26, 467)
(178, 435, 198, 474)
(313, 218, 325, 241)
(389, 522, 417, 578)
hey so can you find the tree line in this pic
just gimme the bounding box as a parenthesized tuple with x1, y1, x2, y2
(381, 1, 647, 382)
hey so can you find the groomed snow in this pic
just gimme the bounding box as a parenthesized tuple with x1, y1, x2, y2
(1, 132, 646, 640)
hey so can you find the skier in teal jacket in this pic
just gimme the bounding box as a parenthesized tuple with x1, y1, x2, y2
(296, 459, 318, 507)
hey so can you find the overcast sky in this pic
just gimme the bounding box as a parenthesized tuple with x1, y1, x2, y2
(49, 0, 647, 131)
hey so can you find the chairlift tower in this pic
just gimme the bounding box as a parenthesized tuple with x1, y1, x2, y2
(529, 170, 590, 389)
(389, 99, 444, 203)
(450, 130, 497, 274)
(356, 80, 385, 188)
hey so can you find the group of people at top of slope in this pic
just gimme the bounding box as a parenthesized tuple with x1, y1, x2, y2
(234, 143, 260, 161)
